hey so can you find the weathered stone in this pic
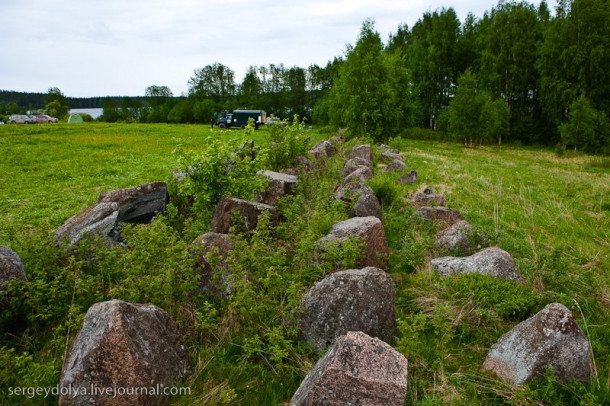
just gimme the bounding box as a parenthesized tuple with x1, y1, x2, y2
(352, 192, 381, 219)
(436, 220, 489, 255)
(0, 246, 26, 305)
(334, 182, 375, 203)
(318, 217, 389, 268)
(55, 182, 169, 246)
(430, 247, 520, 282)
(349, 144, 372, 161)
(256, 170, 298, 206)
(294, 156, 314, 172)
(384, 159, 407, 172)
(298, 267, 396, 350)
(399, 170, 418, 185)
(484, 303, 591, 385)
(412, 190, 446, 207)
(291, 331, 408, 406)
(211, 197, 278, 234)
(416, 206, 463, 227)
(309, 141, 334, 159)
(380, 151, 404, 162)
(191, 232, 235, 298)
(59, 300, 191, 406)
(282, 168, 299, 176)
(343, 157, 373, 176)
(345, 166, 374, 183)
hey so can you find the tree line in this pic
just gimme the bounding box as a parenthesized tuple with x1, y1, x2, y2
(2, 0, 608, 153)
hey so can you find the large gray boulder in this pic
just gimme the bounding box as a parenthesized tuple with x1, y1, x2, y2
(380, 151, 404, 163)
(191, 232, 235, 298)
(349, 144, 372, 161)
(318, 217, 388, 268)
(256, 170, 298, 206)
(352, 192, 382, 219)
(0, 246, 26, 305)
(298, 267, 396, 350)
(210, 197, 278, 234)
(55, 182, 169, 246)
(399, 170, 418, 185)
(384, 159, 407, 172)
(59, 300, 191, 406)
(436, 220, 489, 255)
(484, 303, 591, 385)
(334, 182, 375, 203)
(309, 140, 334, 159)
(344, 166, 374, 183)
(416, 206, 464, 227)
(343, 157, 373, 176)
(294, 156, 314, 172)
(291, 331, 408, 406)
(430, 247, 520, 282)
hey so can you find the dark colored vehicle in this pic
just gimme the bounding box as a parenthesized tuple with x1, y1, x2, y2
(31, 114, 59, 123)
(215, 109, 266, 129)
(9, 114, 34, 124)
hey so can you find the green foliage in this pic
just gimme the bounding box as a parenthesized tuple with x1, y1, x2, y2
(449, 70, 509, 145)
(367, 174, 400, 207)
(441, 273, 540, 320)
(328, 20, 403, 141)
(267, 115, 310, 171)
(44, 87, 69, 119)
(173, 137, 267, 211)
(560, 95, 609, 153)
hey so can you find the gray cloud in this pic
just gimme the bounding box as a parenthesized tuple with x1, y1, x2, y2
(0, 0, 553, 97)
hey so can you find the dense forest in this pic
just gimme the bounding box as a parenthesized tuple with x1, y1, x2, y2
(2, 0, 609, 153)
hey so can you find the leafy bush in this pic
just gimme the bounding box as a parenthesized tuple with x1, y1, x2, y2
(267, 115, 310, 171)
(173, 137, 267, 211)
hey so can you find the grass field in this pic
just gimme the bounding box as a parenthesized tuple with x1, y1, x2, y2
(1, 123, 609, 404)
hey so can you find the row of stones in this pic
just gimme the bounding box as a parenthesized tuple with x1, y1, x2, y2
(292, 141, 592, 404)
(0, 137, 592, 405)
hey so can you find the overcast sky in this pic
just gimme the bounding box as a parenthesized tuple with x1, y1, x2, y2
(0, 0, 552, 98)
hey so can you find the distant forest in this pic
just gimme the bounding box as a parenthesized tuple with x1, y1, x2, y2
(2, 0, 608, 153)
(0, 90, 144, 109)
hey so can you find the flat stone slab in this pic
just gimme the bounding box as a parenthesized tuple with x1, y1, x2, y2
(430, 247, 521, 282)
(318, 216, 388, 268)
(349, 144, 372, 161)
(291, 331, 408, 406)
(256, 170, 298, 206)
(59, 300, 190, 405)
(211, 197, 278, 234)
(484, 303, 591, 385)
(298, 267, 396, 350)
(55, 182, 169, 246)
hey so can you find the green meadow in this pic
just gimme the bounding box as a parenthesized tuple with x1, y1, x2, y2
(0, 123, 608, 404)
